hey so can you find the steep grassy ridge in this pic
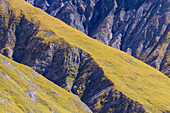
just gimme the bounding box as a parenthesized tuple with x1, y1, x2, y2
(0, 54, 92, 113)
(0, 0, 170, 112)
(25, 0, 170, 76)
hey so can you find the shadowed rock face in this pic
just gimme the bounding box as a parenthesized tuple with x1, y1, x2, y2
(0, 1, 145, 112)
(26, 0, 170, 76)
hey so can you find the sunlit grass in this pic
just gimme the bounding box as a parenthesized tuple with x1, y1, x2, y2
(2, 0, 170, 112)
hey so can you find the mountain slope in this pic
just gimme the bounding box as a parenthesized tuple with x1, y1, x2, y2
(0, 54, 92, 113)
(26, 0, 170, 76)
(0, 0, 170, 112)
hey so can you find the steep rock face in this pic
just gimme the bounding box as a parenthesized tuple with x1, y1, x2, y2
(0, 1, 146, 112)
(26, 0, 170, 76)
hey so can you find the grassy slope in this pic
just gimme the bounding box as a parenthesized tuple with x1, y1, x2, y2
(0, 54, 92, 113)
(3, 0, 170, 112)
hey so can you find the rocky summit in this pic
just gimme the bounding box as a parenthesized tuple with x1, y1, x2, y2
(26, 0, 170, 76)
(0, 0, 170, 113)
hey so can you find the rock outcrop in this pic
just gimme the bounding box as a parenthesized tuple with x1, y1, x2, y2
(26, 0, 170, 76)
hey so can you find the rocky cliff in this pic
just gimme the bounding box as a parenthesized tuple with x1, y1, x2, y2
(0, 0, 170, 112)
(26, 0, 170, 76)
